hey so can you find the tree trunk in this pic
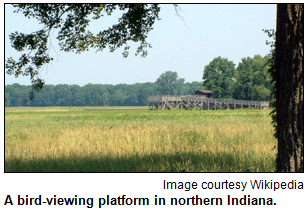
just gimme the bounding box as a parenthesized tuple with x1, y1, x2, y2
(275, 4, 303, 172)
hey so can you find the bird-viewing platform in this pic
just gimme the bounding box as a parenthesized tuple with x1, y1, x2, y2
(147, 95, 270, 110)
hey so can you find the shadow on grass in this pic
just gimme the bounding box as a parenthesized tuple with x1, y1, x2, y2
(5, 151, 276, 173)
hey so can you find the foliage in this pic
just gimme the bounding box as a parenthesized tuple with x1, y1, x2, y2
(155, 71, 185, 95)
(233, 55, 272, 101)
(202, 57, 235, 99)
(262, 29, 276, 136)
(6, 51, 275, 107)
(5, 4, 161, 99)
(203, 55, 273, 102)
(5, 71, 203, 107)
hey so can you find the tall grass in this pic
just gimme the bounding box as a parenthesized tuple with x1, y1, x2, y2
(5, 107, 276, 172)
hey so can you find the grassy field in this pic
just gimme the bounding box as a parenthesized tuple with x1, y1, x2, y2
(5, 106, 277, 172)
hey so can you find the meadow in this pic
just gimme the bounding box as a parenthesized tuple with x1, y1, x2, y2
(5, 107, 277, 172)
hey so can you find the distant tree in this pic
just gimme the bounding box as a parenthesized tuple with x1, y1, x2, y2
(101, 91, 110, 106)
(70, 85, 85, 106)
(32, 84, 55, 106)
(54, 84, 72, 106)
(6, 83, 30, 106)
(203, 57, 235, 99)
(233, 55, 272, 101)
(98, 85, 111, 106)
(82, 84, 106, 106)
(251, 84, 271, 101)
(155, 71, 185, 95)
(183, 81, 203, 95)
(5, 92, 11, 107)
(124, 86, 139, 106)
(112, 89, 126, 106)
(251, 55, 273, 101)
(233, 57, 253, 100)
(137, 82, 157, 105)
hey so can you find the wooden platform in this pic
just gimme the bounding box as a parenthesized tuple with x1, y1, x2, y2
(147, 95, 269, 110)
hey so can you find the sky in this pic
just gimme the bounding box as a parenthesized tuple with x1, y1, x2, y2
(4, 4, 277, 86)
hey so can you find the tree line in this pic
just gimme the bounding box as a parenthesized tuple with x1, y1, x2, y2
(5, 72, 202, 107)
(5, 54, 273, 107)
(203, 54, 273, 102)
